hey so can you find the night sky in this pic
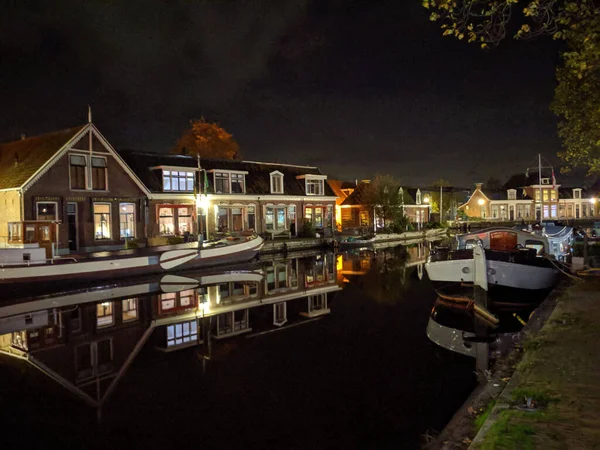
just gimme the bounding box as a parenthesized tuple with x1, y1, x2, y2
(0, 1, 566, 186)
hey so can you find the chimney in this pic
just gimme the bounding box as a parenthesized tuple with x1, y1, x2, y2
(20, 133, 26, 140)
(475, 182, 483, 190)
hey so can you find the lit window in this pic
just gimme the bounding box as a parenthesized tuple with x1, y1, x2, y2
(36, 202, 58, 221)
(177, 207, 192, 235)
(247, 205, 256, 230)
(93, 203, 111, 239)
(122, 298, 138, 322)
(159, 207, 175, 235)
(119, 203, 135, 238)
(97, 302, 114, 328)
(163, 170, 194, 192)
(167, 320, 198, 348)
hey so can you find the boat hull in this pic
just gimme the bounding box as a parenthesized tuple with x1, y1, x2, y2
(425, 256, 559, 303)
(0, 237, 263, 286)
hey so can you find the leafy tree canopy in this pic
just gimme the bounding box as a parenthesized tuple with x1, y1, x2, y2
(171, 117, 242, 160)
(363, 175, 408, 228)
(423, 0, 600, 174)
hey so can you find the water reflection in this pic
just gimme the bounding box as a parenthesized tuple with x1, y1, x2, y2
(0, 252, 340, 409)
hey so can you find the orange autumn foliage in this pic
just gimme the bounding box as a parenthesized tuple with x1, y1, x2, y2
(171, 117, 242, 160)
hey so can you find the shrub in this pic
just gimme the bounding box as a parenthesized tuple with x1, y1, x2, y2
(301, 220, 317, 238)
(167, 236, 185, 245)
(125, 238, 139, 249)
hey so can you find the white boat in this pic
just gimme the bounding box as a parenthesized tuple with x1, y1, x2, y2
(425, 227, 563, 302)
(0, 221, 264, 286)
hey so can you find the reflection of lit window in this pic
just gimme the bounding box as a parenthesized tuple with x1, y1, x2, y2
(179, 289, 194, 306)
(94, 203, 111, 239)
(97, 302, 114, 328)
(167, 321, 198, 348)
(122, 298, 138, 322)
(119, 203, 136, 238)
(159, 207, 174, 235)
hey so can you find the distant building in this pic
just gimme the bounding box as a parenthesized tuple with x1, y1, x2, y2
(460, 171, 597, 220)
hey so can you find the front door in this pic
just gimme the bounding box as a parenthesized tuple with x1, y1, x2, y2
(67, 202, 78, 251)
(509, 205, 515, 221)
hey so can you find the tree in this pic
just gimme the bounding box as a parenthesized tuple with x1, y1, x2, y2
(429, 179, 457, 219)
(171, 117, 242, 160)
(363, 175, 408, 230)
(423, 0, 600, 174)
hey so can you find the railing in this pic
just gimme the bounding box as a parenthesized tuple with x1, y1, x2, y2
(0, 257, 78, 268)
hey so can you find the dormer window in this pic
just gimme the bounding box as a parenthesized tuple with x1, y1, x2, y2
(541, 178, 550, 185)
(573, 188, 582, 199)
(507, 189, 516, 200)
(210, 170, 248, 194)
(416, 190, 422, 205)
(270, 171, 284, 194)
(296, 174, 327, 196)
(163, 170, 194, 192)
(398, 187, 404, 204)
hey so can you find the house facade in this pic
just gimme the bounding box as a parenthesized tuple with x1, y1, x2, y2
(330, 181, 431, 232)
(118, 151, 338, 240)
(0, 122, 148, 254)
(460, 174, 597, 221)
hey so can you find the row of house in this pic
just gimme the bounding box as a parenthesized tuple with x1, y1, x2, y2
(459, 170, 599, 221)
(0, 120, 436, 254)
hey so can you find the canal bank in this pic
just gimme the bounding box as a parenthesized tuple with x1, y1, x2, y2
(427, 280, 600, 449)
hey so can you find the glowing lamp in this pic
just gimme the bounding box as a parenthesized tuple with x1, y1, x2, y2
(590, 198, 597, 204)
(423, 197, 430, 204)
(477, 199, 485, 206)
(196, 195, 209, 209)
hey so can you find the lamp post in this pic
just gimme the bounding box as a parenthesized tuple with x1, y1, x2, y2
(196, 195, 209, 243)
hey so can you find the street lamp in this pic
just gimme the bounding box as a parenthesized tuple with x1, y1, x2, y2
(196, 195, 210, 242)
(424, 196, 430, 203)
(478, 198, 485, 206)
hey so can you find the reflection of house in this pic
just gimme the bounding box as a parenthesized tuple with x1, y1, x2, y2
(118, 151, 337, 239)
(460, 174, 597, 221)
(0, 121, 148, 253)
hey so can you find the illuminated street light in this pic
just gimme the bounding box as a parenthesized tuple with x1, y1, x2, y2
(424, 196, 430, 204)
(590, 198, 597, 204)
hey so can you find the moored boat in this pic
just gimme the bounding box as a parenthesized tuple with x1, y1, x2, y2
(0, 221, 264, 285)
(425, 227, 564, 303)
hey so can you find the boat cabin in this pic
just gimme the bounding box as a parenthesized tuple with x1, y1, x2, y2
(3, 221, 59, 263)
(456, 228, 549, 256)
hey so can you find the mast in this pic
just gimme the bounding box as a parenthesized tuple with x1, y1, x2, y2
(539, 153, 543, 221)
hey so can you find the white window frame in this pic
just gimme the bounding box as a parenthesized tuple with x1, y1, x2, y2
(162, 170, 195, 192)
(93, 202, 112, 240)
(573, 189, 582, 199)
(36, 201, 59, 221)
(69, 153, 88, 191)
(119, 202, 136, 239)
(270, 171, 284, 194)
(507, 189, 516, 200)
(209, 169, 248, 194)
(306, 178, 324, 196)
(416, 190, 422, 205)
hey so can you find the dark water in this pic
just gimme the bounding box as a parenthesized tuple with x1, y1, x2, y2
(0, 244, 478, 450)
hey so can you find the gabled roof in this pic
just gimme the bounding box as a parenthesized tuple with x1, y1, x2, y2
(118, 150, 336, 197)
(0, 126, 86, 189)
(327, 180, 356, 200)
(340, 182, 370, 206)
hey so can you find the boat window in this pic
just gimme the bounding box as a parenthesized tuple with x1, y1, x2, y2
(464, 239, 477, 249)
(525, 240, 545, 255)
(489, 231, 518, 251)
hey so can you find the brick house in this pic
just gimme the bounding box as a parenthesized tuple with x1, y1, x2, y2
(0, 122, 148, 254)
(118, 150, 338, 239)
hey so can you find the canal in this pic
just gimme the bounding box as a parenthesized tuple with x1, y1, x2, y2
(0, 243, 480, 449)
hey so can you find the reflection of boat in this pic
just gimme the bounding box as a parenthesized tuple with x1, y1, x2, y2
(0, 253, 341, 409)
(426, 298, 530, 359)
(425, 228, 561, 302)
(339, 235, 376, 247)
(0, 229, 264, 285)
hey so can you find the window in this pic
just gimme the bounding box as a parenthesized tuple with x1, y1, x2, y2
(215, 172, 230, 193)
(218, 206, 229, 231)
(91, 157, 107, 190)
(70, 154, 86, 189)
(119, 203, 135, 238)
(159, 207, 174, 235)
(163, 170, 194, 192)
(550, 189, 557, 201)
(535, 191, 540, 201)
(36, 202, 58, 220)
(270, 172, 284, 194)
(231, 207, 243, 231)
(93, 203, 111, 239)
(122, 298, 138, 322)
(507, 189, 516, 200)
(288, 206, 295, 233)
(97, 302, 114, 328)
(306, 179, 324, 195)
(265, 206, 274, 230)
(314, 207, 323, 228)
(231, 173, 245, 193)
(305, 207, 313, 223)
(247, 206, 256, 230)
(543, 190, 549, 202)
(167, 320, 198, 348)
(276, 207, 286, 230)
(551, 205, 557, 218)
(8, 222, 22, 242)
(274, 303, 287, 326)
(416, 191, 422, 205)
(491, 205, 499, 219)
(573, 189, 581, 199)
(178, 207, 192, 234)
